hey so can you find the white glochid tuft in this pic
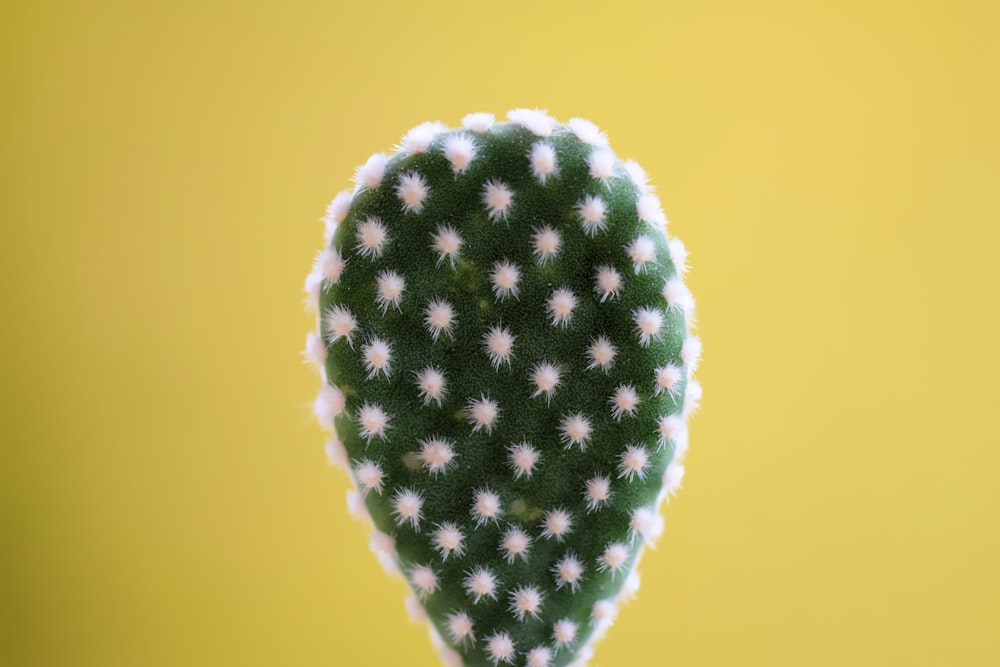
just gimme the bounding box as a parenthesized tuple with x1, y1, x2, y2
(483, 179, 514, 222)
(584, 475, 613, 512)
(345, 490, 369, 523)
(586, 335, 617, 372)
(401, 121, 446, 154)
(415, 365, 447, 406)
(375, 270, 405, 313)
(490, 260, 521, 300)
(471, 488, 503, 527)
(419, 437, 457, 475)
(361, 337, 392, 379)
(325, 305, 357, 347)
(371, 531, 399, 577)
(424, 298, 456, 341)
(669, 237, 689, 274)
(404, 596, 426, 622)
(462, 112, 495, 133)
(684, 379, 703, 418)
(627, 234, 657, 273)
(619, 569, 642, 602)
(662, 277, 694, 314)
(464, 565, 499, 603)
(594, 265, 622, 302)
(409, 563, 439, 600)
(559, 412, 592, 450)
(532, 225, 561, 265)
(468, 395, 499, 434)
(436, 642, 463, 667)
(319, 247, 346, 285)
(622, 158, 652, 193)
(322, 190, 352, 240)
(433, 522, 465, 560)
(529, 141, 558, 184)
(618, 444, 650, 481)
(681, 335, 703, 373)
(354, 458, 384, 495)
(664, 462, 685, 497)
(658, 415, 685, 450)
(485, 631, 516, 665)
(444, 133, 477, 173)
(547, 288, 577, 328)
(553, 619, 578, 648)
(553, 553, 585, 591)
(508, 108, 556, 137)
(360, 537, 388, 577)
(637, 192, 667, 226)
(355, 216, 389, 259)
(446, 610, 475, 646)
(591, 599, 619, 637)
(598, 542, 630, 576)
(391, 487, 424, 530)
(501, 525, 532, 563)
(609, 384, 641, 420)
(356, 402, 390, 442)
(568, 117, 608, 146)
(576, 194, 608, 236)
(633, 306, 665, 346)
(323, 438, 347, 469)
(432, 224, 463, 268)
(508, 441, 540, 480)
(396, 171, 429, 213)
(541, 508, 573, 541)
(526, 646, 553, 667)
(668, 425, 690, 466)
(303, 269, 322, 313)
(654, 363, 684, 397)
(314, 384, 345, 425)
(630, 506, 664, 546)
(587, 147, 616, 183)
(483, 324, 516, 369)
(353, 152, 388, 191)
(530, 362, 561, 403)
(509, 585, 544, 621)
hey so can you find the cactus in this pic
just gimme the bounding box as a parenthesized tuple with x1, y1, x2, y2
(304, 109, 701, 667)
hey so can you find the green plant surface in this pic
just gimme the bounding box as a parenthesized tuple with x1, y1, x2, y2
(306, 110, 701, 667)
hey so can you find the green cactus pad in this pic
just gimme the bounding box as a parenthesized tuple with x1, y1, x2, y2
(306, 110, 701, 667)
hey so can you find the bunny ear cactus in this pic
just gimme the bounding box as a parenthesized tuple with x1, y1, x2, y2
(304, 109, 702, 667)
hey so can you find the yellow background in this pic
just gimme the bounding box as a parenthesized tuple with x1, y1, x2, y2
(3, 1, 998, 665)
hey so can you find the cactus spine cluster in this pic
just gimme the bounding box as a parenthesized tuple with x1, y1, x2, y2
(304, 109, 701, 667)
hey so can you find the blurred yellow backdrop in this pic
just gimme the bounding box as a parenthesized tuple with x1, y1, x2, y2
(2, 0, 998, 665)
